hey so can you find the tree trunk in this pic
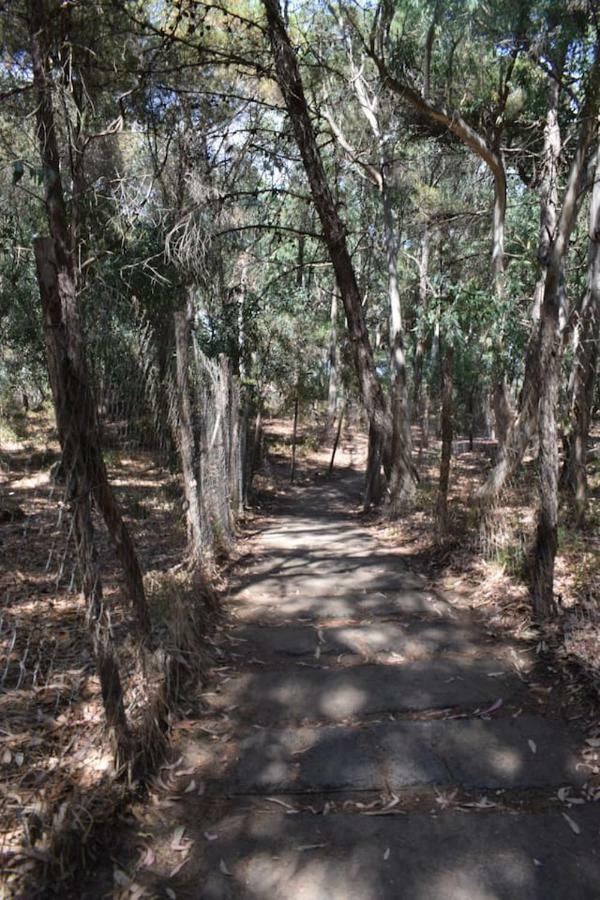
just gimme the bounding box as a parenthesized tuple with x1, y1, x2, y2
(74, 497, 130, 764)
(492, 378, 515, 451)
(563, 146, 600, 525)
(262, 0, 390, 457)
(173, 290, 204, 560)
(383, 190, 417, 516)
(414, 229, 430, 453)
(531, 57, 600, 618)
(436, 339, 454, 536)
(291, 395, 299, 484)
(29, 0, 150, 639)
(532, 281, 562, 618)
(328, 406, 345, 477)
(478, 72, 562, 502)
(327, 291, 339, 426)
(491, 169, 507, 287)
(34, 237, 130, 761)
(467, 387, 475, 451)
(364, 423, 384, 508)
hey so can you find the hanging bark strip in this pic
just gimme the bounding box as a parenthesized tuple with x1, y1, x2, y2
(28, 0, 151, 638)
(261, 0, 390, 460)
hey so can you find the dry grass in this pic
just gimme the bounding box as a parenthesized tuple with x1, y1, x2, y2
(0, 410, 221, 897)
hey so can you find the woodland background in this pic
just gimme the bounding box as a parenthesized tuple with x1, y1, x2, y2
(1, 0, 600, 893)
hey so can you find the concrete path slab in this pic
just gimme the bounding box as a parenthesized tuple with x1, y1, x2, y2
(234, 619, 484, 661)
(82, 472, 597, 900)
(229, 725, 384, 794)
(226, 716, 583, 795)
(322, 620, 484, 658)
(234, 624, 317, 657)
(235, 562, 424, 601)
(208, 659, 521, 724)
(231, 589, 451, 623)
(187, 806, 600, 900)
(377, 716, 585, 790)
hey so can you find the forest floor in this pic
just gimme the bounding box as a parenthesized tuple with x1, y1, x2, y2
(0, 407, 216, 897)
(75, 420, 600, 899)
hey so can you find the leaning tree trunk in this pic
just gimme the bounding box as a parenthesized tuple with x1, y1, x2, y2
(531, 56, 600, 618)
(563, 146, 600, 525)
(29, 0, 151, 639)
(34, 237, 130, 761)
(262, 0, 390, 502)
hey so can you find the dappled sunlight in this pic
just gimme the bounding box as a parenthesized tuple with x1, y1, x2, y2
(73, 448, 600, 898)
(0, 413, 196, 888)
(319, 683, 369, 720)
(241, 851, 380, 900)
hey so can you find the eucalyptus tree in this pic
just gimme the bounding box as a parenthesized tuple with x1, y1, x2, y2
(319, 4, 418, 513)
(562, 146, 600, 525)
(261, 0, 395, 507)
(0, 0, 161, 759)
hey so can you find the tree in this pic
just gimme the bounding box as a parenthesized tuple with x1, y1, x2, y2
(261, 0, 393, 506)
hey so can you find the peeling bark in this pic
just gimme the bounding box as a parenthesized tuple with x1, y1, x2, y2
(29, 0, 151, 639)
(531, 58, 600, 618)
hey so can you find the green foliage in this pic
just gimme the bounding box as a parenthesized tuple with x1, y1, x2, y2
(0, 0, 598, 454)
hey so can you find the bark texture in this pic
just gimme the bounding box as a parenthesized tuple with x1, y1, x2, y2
(531, 57, 600, 618)
(436, 340, 454, 536)
(563, 147, 600, 525)
(34, 237, 130, 759)
(173, 290, 204, 560)
(477, 72, 562, 501)
(29, 0, 150, 638)
(262, 0, 389, 456)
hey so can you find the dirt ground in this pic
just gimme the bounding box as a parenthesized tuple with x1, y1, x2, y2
(0, 407, 201, 896)
(68, 416, 600, 899)
(1, 408, 599, 897)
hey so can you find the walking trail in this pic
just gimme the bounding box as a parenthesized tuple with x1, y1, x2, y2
(100, 471, 600, 899)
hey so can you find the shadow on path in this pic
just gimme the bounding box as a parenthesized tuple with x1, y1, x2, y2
(81, 469, 600, 900)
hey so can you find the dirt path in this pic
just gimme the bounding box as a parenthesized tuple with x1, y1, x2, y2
(89, 470, 600, 899)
